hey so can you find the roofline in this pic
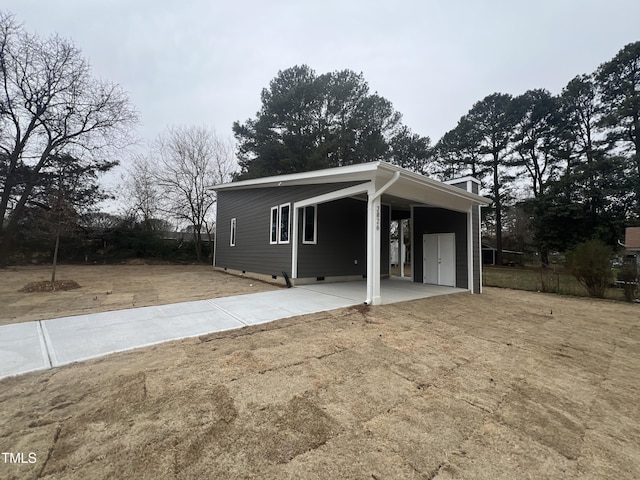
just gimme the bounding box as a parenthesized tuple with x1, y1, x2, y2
(211, 161, 491, 205)
(210, 162, 381, 191)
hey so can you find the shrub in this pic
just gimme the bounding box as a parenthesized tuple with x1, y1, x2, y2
(566, 239, 613, 298)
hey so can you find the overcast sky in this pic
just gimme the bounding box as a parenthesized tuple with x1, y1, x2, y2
(4, 1, 640, 149)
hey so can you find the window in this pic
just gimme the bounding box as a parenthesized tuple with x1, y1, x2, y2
(279, 204, 290, 243)
(230, 218, 236, 246)
(303, 205, 317, 244)
(269, 204, 291, 244)
(270, 207, 278, 244)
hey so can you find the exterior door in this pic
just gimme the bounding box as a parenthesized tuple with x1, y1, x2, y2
(422, 233, 456, 287)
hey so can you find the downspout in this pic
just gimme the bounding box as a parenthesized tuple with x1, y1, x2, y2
(364, 171, 401, 305)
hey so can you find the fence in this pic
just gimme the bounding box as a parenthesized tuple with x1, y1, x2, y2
(482, 266, 627, 301)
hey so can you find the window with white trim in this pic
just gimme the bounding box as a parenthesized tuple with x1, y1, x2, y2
(270, 207, 278, 244)
(279, 203, 290, 243)
(303, 205, 317, 244)
(230, 218, 236, 246)
(269, 204, 291, 244)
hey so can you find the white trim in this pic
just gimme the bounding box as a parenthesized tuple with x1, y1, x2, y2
(291, 207, 299, 278)
(302, 205, 317, 244)
(229, 218, 236, 247)
(269, 206, 278, 244)
(467, 207, 474, 293)
(213, 214, 218, 266)
(212, 162, 381, 191)
(478, 205, 483, 293)
(410, 205, 415, 281)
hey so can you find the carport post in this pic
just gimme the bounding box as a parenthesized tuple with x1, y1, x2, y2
(366, 194, 382, 305)
(291, 207, 299, 279)
(400, 219, 405, 278)
(365, 171, 400, 305)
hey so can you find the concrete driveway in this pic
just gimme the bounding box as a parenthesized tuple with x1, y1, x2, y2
(0, 278, 466, 379)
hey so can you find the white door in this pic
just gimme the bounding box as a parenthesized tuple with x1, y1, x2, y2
(422, 233, 456, 287)
(423, 234, 439, 284)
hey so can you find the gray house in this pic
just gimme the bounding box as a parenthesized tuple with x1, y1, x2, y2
(212, 161, 490, 305)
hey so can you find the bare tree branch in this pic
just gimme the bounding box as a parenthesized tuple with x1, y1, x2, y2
(0, 12, 138, 265)
(150, 125, 236, 261)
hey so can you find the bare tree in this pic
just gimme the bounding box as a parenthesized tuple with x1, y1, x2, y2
(153, 125, 236, 262)
(0, 12, 138, 265)
(121, 155, 163, 231)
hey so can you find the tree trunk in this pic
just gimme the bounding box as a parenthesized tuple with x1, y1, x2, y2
(0, 233, 12, 268)
(207, 228, 215, 263)
(492, 159, 503, 266)
(193, 229, 202, 262)
(51, 229, 61, 283)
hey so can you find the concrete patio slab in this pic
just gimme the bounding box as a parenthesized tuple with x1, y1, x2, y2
(0, 278, 468, 380)
(299, 277, 467, 304)
(211, 288, 357, 325)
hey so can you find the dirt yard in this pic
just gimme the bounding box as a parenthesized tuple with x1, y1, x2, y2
(0, 264, 278, 326)
(0, 271, 638, 479)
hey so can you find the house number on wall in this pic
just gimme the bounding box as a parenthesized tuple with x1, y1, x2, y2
(376, 205, 380, 231)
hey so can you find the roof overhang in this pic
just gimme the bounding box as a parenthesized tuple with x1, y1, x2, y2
(211, 161, 491, 212)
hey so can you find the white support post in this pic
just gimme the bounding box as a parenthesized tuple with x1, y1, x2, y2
(410, 206, 415, 281)
(291, 207, 299, 279)
(365, 171, 399, 305)
(467, 207, 474, 293)
(366, 193, 382, 305)
(399, 219, 405, 278)
(478, 205, 483, 293)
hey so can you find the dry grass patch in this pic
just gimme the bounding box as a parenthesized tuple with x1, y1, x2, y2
(0, 264, 278, 326)
(1, 288, 639, 479)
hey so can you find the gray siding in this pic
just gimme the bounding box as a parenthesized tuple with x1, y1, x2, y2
(216, 183, 371, 279)
(297, 198, 367, 278)
(412, 207, 468, 289)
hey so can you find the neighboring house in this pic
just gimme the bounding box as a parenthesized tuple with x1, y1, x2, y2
(211, 161, 491, 305)
(624, 227, 640, 269)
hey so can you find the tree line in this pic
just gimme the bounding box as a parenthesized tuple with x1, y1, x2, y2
(234, 44, 640, 265)
(1, 7, 638, 269)
(435, 42, 640, 265)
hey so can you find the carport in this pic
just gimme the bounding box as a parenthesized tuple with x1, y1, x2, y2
(213, 162, 491, 305)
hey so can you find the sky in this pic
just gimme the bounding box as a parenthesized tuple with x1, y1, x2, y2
(4, 0, 640, 156)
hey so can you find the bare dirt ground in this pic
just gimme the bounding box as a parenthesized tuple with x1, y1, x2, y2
(0, 274, 639, 479)
(0, 264, 278, 326)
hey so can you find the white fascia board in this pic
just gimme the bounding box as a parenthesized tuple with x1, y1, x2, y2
(443, 176, 481, 186)
(210, 162, 381, 191)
